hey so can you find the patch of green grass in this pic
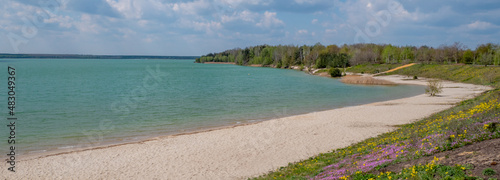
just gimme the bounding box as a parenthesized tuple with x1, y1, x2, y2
(315, 69, 329, 73)
(385, 64, 500, 88)
(349, 163, 473, 180)
(483, 168, 497, 176)
(347, 64, 500, 88)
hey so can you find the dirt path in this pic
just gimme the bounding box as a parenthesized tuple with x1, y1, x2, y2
(374, 63, 417, 76)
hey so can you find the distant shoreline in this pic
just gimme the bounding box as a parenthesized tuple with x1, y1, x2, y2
(0, 54, 199, 59)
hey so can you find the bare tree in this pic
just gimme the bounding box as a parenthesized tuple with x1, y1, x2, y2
(425, 80, 443, 96)
(451, 42, 465, 64)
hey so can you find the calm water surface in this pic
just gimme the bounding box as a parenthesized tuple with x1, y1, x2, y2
(0, 59, 424, 154)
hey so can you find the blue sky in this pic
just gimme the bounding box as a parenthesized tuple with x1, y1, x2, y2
(1, 0, 499, 56)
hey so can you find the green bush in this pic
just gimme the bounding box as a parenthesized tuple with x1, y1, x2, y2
(262, 57, 273, 66)
(483, 168, 497, 176)
(329, 68, 342, 77)
(425, 79, 443, 96)
(276, 61, 282, 68)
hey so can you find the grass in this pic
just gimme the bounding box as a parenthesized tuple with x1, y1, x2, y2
(315, 69, 329, 74)
(349, 161, 473, 180)
(346, 64, 404, 75)
(340, 76, 395, 85)
(349, 64, 500, 88)
(387, 64, 500, 88)
(483, 168, 497, 176)
(251, 64, 500, 180)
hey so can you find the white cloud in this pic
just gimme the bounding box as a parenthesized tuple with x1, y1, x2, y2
(178, 19, 222, 34)
(74, 14, 108, 34)
(224, 0, 272, 6)
(325, 29, 337, 33)
(338, 0, 417, 26)
(44, 15, 74, 28)
(367, 2, 372, 8)
(106, 0, 142, 19)
(256, 11, 285, 28)
(117, 28, 136, 39)
(220, 10, 258, 23)
(467, 21, 494, 30)
(295, 0, 314, 4)
(106, 0, 178, 19)
(294, 0, 331, 5)
(171, 0, 211, 16)
(1, 0, 498, 56)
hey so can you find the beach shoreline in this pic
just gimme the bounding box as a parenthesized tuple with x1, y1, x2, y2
(1, 75, 492, 179)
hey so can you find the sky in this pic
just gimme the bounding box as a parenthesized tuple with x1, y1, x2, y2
(0, 0, 499, 56)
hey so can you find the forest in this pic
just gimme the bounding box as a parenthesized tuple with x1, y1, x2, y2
(196, 43, 500, 69)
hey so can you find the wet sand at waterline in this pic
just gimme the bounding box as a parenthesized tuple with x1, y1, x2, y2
(1, 75, 492, 180)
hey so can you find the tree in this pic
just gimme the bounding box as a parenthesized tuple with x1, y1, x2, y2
(450, 42, 465, 64)
(478, 53, 493, 65)
(382, 45, 397, 63)
(196, 42, 498, 66)
(349, 44, 379, 65)
(462, 49, 474, 64)
(299, 45, 310, 65)
(306, 43, 324, 68)
(273, 46, 285, 67)
(326, 45, 340, 54)
(261, 46, 274, 66)
(476, 43, 493, 55)
(416, 46, 431, 64)
(494, 48, 500, 66)
(400, 46, 415, 62)
(316, 50, 330, 68)
(433, 46, 447, 63)
(235, 52, 244, 65)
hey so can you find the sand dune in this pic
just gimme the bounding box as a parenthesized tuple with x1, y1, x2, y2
(1, 75, 492, 180)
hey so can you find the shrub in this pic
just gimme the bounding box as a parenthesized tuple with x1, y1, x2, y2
(425, 79, 443, 96)
(413, 75, 418, 80)
(276, 61, 282, 68)
(482, 168, 497, 176)
(329, 68, 342, 77)
(262, 57, 273, 66)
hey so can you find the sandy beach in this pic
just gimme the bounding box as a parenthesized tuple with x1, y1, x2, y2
(1, 75, 492, 180)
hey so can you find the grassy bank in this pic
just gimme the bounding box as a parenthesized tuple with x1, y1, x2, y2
(387, 64, 500, 89)
(252, 65, 500, 180)
(348, 64, 500, 88)
(345, 64, 404, 75)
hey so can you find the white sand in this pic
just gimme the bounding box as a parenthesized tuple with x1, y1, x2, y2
(1, 75, 492, 180)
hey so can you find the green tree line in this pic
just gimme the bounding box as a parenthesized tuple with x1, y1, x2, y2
(196, 43, 500, 68)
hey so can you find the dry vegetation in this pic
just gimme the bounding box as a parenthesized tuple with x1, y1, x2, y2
(340, 75, 395, 85)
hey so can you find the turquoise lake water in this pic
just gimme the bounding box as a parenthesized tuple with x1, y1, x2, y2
(0, 59, 424, 154)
